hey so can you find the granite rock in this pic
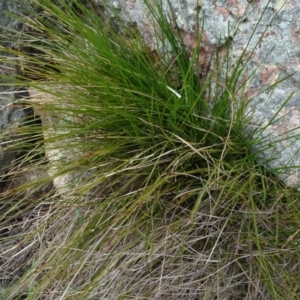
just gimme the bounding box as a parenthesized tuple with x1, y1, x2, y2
(0, 1, 33, 178)
(27, 86, 84, 194)
(101, 0, 300, 188)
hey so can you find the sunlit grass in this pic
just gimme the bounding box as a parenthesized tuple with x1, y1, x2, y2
(0, 0, 300, 299)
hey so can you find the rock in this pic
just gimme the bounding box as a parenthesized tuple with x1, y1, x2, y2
(0, 2, 34, 180)
(102, 0, 300, 188)
(27, 86, 83, 194)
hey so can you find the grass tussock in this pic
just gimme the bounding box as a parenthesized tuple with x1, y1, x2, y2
(0, 0, 300, 299)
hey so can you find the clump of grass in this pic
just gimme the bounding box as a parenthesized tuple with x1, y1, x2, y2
(1, 0, 300, 299)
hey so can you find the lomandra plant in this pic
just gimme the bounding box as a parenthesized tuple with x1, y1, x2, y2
(1, 0, 300, 299)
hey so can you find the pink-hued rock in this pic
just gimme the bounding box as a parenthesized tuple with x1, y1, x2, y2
(103, 0, 300, 188)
